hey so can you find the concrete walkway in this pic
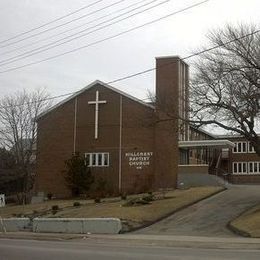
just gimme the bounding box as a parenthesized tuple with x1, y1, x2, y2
(136, 184, 260, 237)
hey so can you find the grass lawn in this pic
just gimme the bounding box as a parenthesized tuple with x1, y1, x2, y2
(230, 205, 260, 238)
(0, 186, 223, 230)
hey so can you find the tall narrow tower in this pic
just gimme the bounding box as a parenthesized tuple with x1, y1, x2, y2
(155, 56, 189, 189)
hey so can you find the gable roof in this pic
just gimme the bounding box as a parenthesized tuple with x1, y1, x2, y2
(37, 80, 155, 120)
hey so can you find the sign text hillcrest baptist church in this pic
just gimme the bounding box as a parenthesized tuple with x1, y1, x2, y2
(125, 152, 153, 170)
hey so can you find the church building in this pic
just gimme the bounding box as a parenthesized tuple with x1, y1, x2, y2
(35, 56, 189, 197)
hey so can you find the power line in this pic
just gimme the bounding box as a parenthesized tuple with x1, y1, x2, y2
(0, 0, 126, 49)
(0, 0, 210, 74)
(0, 0, 151, 57)
(0, 89, 151, 110)
(1, 24, 259, 111)
(0, 0, 104, 45)
(108, 28, 260, 84)
(0, 0, 167, 66)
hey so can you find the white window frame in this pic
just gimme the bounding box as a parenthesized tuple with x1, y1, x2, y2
(248, 142, 256, 153)
(248, 162, 260, 174)
(232, 162, 247, 174)
(85, 153, 109, 167)
(233, 142, 247, 153)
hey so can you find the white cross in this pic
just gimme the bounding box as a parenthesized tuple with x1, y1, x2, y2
(88, 90, 107, 139)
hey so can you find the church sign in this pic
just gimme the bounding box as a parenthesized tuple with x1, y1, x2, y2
(125, 152, 153, 170)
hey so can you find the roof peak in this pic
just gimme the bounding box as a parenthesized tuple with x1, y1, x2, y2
(37, 80, 154, 120)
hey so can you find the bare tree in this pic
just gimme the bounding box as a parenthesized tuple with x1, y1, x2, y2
(190, 24, 260, 155)
(0, 89, 52, 203)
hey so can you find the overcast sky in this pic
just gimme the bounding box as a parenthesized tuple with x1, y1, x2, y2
(0, 0, 259, 102)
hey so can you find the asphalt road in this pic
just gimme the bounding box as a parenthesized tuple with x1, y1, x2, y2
(1, 238, 260, 260)
(137, 185, 260, 237)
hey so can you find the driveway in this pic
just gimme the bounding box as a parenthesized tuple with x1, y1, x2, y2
(136, 185, 260, 237)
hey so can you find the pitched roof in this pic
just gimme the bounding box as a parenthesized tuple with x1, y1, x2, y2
(37, 80, 154, 120)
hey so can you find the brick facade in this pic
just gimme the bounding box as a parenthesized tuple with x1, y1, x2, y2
(35, 57, 188, 197)
(220, 137, 260, 184)
(185, 128, 260, 184)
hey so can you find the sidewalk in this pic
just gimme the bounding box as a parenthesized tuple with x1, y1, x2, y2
(1, 232, 260, 250)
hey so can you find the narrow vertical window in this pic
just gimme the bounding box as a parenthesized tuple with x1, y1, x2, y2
(98, 153, 102, 166)
(85, 154, 90, 166)
(92, 154, 97, 166)
(242, 142, 247, 153)
(248, 143, 255, 153)
(239, 163, 242, 173)
(238, 143, 242, 152)
(254, 162, 258, 173)
(242, 162, 247, 173)
(233, 143, 237, 153)
(103, 153, 109, 166)
(248, 162, 253, 174)
(233, 163, 237, 174)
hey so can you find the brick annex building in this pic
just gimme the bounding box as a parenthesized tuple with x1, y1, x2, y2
(219, 135, 260, 183)
(35, 56, 189, 197)
(179, 127, 260, 184)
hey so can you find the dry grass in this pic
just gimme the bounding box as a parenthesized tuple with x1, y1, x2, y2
(230, 205, 260, 238)
(0, 186, 223, 229)
(0, 200, 82, 218)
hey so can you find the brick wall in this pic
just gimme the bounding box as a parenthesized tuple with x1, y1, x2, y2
(35, 56, 187, 197)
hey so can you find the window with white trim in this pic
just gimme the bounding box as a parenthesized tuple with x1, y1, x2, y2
(248, 142, 256, 153)
(248, 162, 260, 174)
(85, 153, 109, 167)
(233, 162, 247, 174)
(233, 142, 247, 153)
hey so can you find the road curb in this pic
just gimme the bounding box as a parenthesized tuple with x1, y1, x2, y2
(0, 232, 85, 241)
(1, 233, 260, 250)
(227, 221, 251, 237)
(227, 203, 260, 238)
(80, 234, 260, 250)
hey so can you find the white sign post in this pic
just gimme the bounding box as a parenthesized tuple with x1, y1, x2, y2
(0, 194, 5, 207)
(0, 194, 6, 233)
